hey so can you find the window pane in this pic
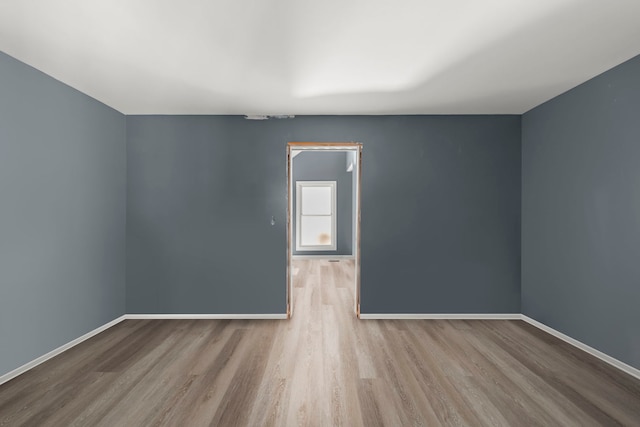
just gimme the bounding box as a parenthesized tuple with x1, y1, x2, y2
(301, 186, 332, 215)
(300, 216, 332, 246)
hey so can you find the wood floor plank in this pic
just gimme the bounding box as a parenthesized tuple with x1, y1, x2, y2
(463, 322, 595, 426)
(1, 258, 639, 426)
(357, 379, 385, 427)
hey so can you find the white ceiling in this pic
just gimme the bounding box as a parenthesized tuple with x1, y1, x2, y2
(1, 0, 640, 115)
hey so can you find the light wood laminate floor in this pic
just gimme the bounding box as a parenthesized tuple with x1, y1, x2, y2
(1, 259, 640, 426)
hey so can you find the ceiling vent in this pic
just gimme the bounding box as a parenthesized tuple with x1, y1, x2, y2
(244, 115, 295, 120)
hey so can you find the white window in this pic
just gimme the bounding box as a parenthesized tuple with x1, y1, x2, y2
(296, 181, 337, 251)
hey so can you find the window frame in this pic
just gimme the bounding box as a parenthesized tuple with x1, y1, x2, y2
(295, 180, 337, 251)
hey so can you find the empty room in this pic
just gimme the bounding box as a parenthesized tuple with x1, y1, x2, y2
(1, 0, 640, 425)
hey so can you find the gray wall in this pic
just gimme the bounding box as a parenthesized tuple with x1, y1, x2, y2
(360, 117, 521, 313)
(126, 117, 286, 313)
(0, 52, 126, 376)
(292, 151, 353, 256)
(126, 115, 521, 314)
(522, 54, 640, 369)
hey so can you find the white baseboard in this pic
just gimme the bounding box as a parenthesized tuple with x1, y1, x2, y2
(359, 313, 521, 320)
(4, 312, 637, 386)
(359, 313, 640, 380)
(292, 255, 355, 260)
(0, 313, 288, 384)
(124, 314, 288, 320)
(521, 315, 640, 381)
(0, 315, 127, 386)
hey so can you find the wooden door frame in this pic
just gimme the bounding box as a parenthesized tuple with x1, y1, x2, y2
(286, 142, 363, 319)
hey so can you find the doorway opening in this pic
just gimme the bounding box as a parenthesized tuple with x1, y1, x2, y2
(286, 142, 362, 319)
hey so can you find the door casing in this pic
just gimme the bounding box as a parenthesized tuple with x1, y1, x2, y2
(286, 142, 363, 319)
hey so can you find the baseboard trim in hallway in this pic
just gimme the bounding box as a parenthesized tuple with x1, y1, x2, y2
(291, 255, 355, 260)
(0, 315, 128, 386)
